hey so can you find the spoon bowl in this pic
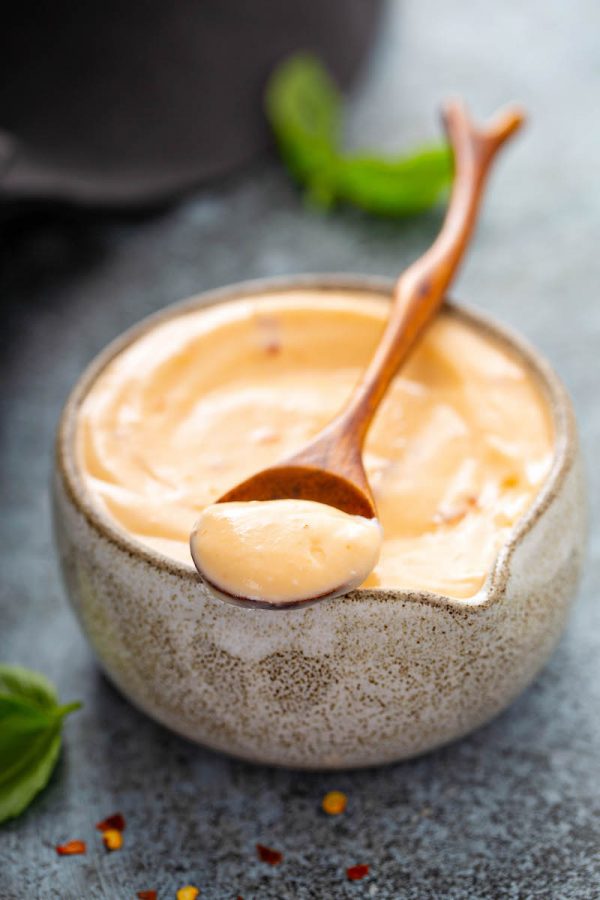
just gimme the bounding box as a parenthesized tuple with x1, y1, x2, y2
(219, 463, 376, 517)
(206, 435, 378, 610)
(191, 564, 362, 611)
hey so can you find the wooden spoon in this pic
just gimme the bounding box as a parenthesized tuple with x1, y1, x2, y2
(219, 101, 524, 518)
(192, 100, 524, 609)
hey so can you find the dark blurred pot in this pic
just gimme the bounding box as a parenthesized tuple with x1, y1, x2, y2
(0, 0, 382, 208)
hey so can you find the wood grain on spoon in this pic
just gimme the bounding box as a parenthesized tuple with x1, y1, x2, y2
(219, 101, 525, 518)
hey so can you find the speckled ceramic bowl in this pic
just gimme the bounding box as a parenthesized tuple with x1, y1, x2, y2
(53, 275, 586, 769)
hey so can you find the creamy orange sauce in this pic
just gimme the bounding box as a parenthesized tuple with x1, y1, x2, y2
(77, 290, 554, 599)
(190, 499, 383, 605)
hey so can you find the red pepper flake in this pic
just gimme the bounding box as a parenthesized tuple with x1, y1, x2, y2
(256, 843, 283, 865)
(176, 888, 199, 900)
(322, 790, 348, 815)
(264, 339, 281, 356)
(102, 828, 123, 851)
(137, 893, 157, 900)
(256, 314, 282, 356)
(96, 812, 126, 832)
(56, 840, 86, 856)
(347, 864, 369, 881)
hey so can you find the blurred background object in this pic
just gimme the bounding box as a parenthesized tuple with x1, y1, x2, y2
(0, 0, 381, 207)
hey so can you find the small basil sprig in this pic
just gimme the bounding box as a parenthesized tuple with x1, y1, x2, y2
(265, 53, 452, 216)
(0, 664, 81, 824)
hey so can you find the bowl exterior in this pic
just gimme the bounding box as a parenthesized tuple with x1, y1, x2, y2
(53, 276, 586, 768)
(53, 446, 585, 770)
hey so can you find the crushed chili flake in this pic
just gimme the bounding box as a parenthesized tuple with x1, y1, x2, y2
(176, 887, 199, 900)
(433, 495, 478, 526)
(102, 828, 123, 851)
(322, 790, 348, 815)
(96, 812, 126, 832)
(56, 840, 86, 856)
(137, 893, 157, 900)
(347, 864, 370, 881)
(256, 843, 283, 865)
(256, 314, 282, 356)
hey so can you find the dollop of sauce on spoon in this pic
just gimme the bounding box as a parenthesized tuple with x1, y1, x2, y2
(190, 499, 382, 606)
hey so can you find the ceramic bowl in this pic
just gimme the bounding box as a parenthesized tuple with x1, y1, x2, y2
(53, 275, 586, 769)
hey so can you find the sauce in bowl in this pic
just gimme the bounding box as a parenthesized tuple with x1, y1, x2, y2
(77, 289, 553, 599)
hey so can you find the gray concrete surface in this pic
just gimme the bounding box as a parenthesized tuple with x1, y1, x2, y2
(1, 1, 599, 897)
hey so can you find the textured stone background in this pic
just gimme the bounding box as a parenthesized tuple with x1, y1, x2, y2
(1, 1, 599, 898)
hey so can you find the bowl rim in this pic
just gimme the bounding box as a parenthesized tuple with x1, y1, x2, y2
(56, 273, 577, 612)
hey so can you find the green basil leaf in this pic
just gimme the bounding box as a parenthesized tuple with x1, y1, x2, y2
(0, 664, 59, 711)
(265, 53, 452, 216)
(0, 664, 81, 824)
(0, 726, 63, 824)
(264, 52, 341, 207)
(336, 145, 452, 216)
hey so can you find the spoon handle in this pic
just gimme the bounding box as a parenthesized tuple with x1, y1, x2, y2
(339, 100, 525, 445)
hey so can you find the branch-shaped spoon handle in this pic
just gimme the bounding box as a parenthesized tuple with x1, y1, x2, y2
(337, 100, 525, 446)
(216, 100, 525, 526)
